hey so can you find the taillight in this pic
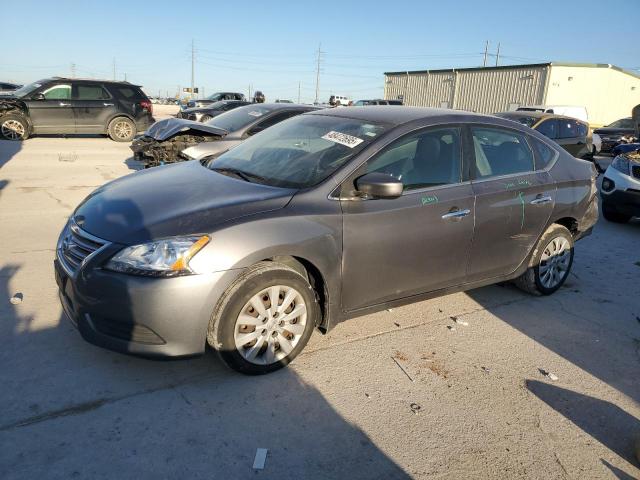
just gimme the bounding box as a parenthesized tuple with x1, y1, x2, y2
(140, 100, 153, 115)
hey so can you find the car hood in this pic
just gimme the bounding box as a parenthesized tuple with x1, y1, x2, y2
(74, 160, 296, 245)
(145, 118, 228, 141)
(593, 127, 634, 135)
(182, 139, 241, 160)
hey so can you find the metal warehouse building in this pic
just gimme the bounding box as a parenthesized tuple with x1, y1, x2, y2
(384, 62, 640, 127)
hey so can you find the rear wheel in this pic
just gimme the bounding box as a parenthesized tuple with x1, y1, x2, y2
(207, 261, 319, 375)
(107, 117, 136, 142)
(0, 115, 29, 140)
(514, 224, 574, 295)
(602, 202, 630, 223)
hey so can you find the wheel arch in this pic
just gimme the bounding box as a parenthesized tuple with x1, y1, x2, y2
(262, 255, 330, 333)
(551, 216, 579, 237)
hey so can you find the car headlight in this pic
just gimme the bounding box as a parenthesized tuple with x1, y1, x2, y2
(105, 236, 209, 277)
(611, 155, 630, 175)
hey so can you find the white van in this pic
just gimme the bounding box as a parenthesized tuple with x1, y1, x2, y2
(516, 105, 588, 123)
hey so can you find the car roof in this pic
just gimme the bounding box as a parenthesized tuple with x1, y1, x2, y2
(495, 111, 583, 122)
(307, 106, 491, 126)
(47, 77, 143, 87)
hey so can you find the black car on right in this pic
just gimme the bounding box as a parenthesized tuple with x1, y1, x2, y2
(594, 117, 636, 154)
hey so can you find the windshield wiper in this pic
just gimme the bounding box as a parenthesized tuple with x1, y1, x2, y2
(211, 167, 268, 184)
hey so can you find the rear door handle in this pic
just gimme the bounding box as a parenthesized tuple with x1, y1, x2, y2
(59, 102, 71, 107)
(530, 195, 553, 205)
(103, 103, 114, 107)
(441, 208, 471, 220)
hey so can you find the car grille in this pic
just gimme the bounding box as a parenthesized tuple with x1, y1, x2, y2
(58, 220, 108, 275)
(632, 165, 640, 180)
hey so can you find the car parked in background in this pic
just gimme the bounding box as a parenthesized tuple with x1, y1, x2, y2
(516, 105, 588, 123)
(494, 111, 591, 158)
(600, 151, 640, 223)
(329, 95, 350, 106)
(185, 92, 246, 110)
(0, 77, 154, 141)
(353, 99, 403, 106)
(176, 100, 250, 122)
(131, 103, 318, 167)
(0, 82, 21, 95)
(594, 117, 636, 154)
(58, 107, 598, 374)
(611, 142, 640, 157)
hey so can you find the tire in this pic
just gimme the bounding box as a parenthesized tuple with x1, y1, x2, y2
(0, 115, 29, 140)
(207, 261, 319, 375)
(107, 117, 136, 142)
(602, 202, 630, 223)
(514, 224, 574, 296)
(200, 114, 212, 123)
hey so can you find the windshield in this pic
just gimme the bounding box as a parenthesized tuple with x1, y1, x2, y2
(206, 105, 272, 132)
(607, 118, 633, 129)
(207, 114, 387, 188)
(11, 80, 45, 98)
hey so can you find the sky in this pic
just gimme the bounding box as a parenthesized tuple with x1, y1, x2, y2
(1, 0, 638, 103)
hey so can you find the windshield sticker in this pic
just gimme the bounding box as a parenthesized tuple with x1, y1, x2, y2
(322, 131, 364, 148)
(248, 111, 263, 117)
(364, 131, 377, 137)
(421, 195, 439, 205)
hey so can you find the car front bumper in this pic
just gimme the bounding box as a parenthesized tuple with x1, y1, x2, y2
(55, 255, 242, 358)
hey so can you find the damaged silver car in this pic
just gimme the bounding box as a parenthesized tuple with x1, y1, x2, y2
(130, 103, 318, 167)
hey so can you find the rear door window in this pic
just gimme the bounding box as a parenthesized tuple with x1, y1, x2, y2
(530, 138, 558, 170)
(471, 128, 534, 178)
(75, 85, 110, 100)
(558, 119, 579, 139)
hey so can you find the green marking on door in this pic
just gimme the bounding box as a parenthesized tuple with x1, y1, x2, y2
(518, 191, 525, 229)
(504, 178, 532, 190)
(421, 195, 439, 205)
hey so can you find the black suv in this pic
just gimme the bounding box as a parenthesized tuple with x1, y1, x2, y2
(0, 78, 154, 142)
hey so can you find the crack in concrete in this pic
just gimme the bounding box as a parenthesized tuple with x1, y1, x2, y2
(43, 190, 73, 210)
(0, 373, 210, 432)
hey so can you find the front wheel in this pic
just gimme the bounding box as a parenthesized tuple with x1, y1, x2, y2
(200, 114, 212, 123)
(0, 115, 29, 140)
(207, 261, 319, 375)
(107, 117, 136, 142)
(514, 224, 574, 295)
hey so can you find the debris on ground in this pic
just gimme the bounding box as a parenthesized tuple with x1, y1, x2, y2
(391, 356, 414, 382)
(447, 326, 456, 332)
(9, 293, 23, 305)
(393, 322, 400, 327)
(481, 366, 490, 374)
(410, 403, 421, 414)
(539, 369, 558, 381)
(451, 316, 469, 326)
(364, 392, 370, 398)
(252, 448, 268, 470)
(387, 308, 394, 312)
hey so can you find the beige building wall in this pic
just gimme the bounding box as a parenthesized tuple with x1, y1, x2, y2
(544, 65, 640, 127)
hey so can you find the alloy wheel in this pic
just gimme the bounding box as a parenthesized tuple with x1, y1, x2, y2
(113, 121, 133, 140)
(234, 285, 307, 365)
(538, 236, 571, 289)
(1, 120, 25, 140)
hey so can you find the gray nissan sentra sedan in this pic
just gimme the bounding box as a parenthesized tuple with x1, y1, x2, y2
(55, 107, 598, 374)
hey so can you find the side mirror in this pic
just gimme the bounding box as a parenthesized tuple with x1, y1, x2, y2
(32, 93, 45, 101)
(355, 172, 403, 199)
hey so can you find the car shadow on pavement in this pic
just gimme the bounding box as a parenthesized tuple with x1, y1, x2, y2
(601, 458, 639, 480)
(0, 139, 22, 169)
(124, 156, 144, 171)
(1, 263, 409, 476)
(526, 380, 639, 469)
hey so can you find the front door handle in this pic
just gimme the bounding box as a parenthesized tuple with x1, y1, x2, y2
(59, 102, 71, 107)
(530, 195, 553, 205)
(441, 208, 471, 220)
(103, 103, 114, 107)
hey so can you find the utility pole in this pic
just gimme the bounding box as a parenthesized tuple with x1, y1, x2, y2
(495, 42, 501, 67)
(112, 58, 116, 80)
(315, 43, 323, 104)
(124, 72, 127, 81)
(482, 41, 489, 67)
(191, 39, 195, 99)
(70, 63, 76, 78)
(298, 81, 301, 104)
